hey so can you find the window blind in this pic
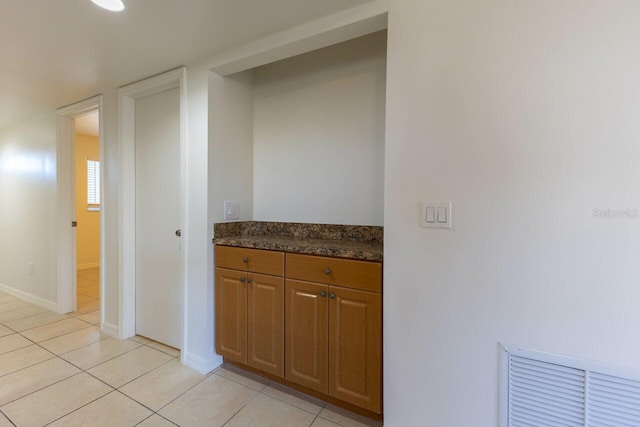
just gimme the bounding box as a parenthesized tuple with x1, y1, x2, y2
(87, 159, 100, 206)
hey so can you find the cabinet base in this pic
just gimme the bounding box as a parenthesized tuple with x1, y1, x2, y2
(223, 359, 383, 421)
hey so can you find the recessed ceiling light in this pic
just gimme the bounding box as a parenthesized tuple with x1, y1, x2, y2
(90, 0, 125, 12)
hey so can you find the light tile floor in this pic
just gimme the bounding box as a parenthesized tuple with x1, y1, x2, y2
(0, 276, 382, 426)
(76, 267, 101, 316)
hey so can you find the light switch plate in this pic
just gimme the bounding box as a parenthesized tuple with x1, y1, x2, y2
(421, 201, 452, 229)
(224, 201, 239, 220)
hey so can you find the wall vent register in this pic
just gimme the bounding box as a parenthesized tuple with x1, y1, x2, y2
(500, 343, 640, 426)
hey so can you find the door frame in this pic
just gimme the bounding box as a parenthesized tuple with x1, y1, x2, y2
(56, 95, 104, 316)
(118, 68, 187, 350)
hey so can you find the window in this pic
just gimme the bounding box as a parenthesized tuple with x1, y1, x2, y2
(87, 159, 100, 211)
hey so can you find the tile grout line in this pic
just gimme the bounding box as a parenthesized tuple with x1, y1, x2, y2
(0, 371, 86, 407)
(40, 388, 115, 427)
(258, 386, 327, 417)
(220, 388, 262, 427)
(0, 305, 46, 321)
(0, 348, 58, 379)
(0, 409, 16, 427)
(133, 412, 179, 427)
(213, 367, 331, 426)
(59, 340, 144, 371)
(146, 360, 216, 415)
(2, 314, 75, 333)
(23, 323, 97, 345)
(38, 324, 103, 350)
(111, 354, 177, 390)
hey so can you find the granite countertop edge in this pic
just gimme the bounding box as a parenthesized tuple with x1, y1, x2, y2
(214, 236, 383, 262)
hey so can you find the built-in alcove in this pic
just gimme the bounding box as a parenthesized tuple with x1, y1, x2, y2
(209, 30, 387, 227)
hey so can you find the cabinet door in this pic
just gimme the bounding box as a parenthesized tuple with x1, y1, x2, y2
(285, 279, 328, 393)
(329, 287, 382, 413)
(215, 267, 247, 363)
(247, 273, 284, 377)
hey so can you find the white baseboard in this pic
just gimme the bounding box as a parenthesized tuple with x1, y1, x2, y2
(77, 262, 100, 270)
(182, 351, 222, 374)
(0, 283, 57, 312)
(101, 321, 119, 338)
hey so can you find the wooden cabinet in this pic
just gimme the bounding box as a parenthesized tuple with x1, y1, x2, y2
(328, 286, 381, 413)
(286, 253, 382, 292)
(285, 279, 328, 393)
(285, 254, 382, 414)
(247, 273, 284, 376)
(215, 267, 247, 362)
(215, 246, 382, 415)
(215, 245, 284, 276)
(215, 246, 284, 377)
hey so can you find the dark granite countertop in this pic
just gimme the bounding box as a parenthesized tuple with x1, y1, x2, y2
(214, 221, 383, 262)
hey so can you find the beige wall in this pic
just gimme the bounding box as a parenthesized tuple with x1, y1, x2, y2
(75, 133, 100, 269)
(252, 31, 386, 225)
(0, 113, 58, 301)
(384, 1, 640, 425)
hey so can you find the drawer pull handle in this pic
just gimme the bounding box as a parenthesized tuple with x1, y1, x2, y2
(239, 277, 246, 283)
(319, 291, 326, 297)
(247, 278, 252, 284)
(324, 268, 331, 275)
(242, 257, 248, 263)
(329, 292, 336, 299)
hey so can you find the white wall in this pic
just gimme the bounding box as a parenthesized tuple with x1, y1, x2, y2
(0, 113, 58, 305)
(202, 69, 256, 371)
(179, 63, 219, 372)
(252, 31, 386, 225)
(209, 71, 255, 226)
(101, 88, 120, 329)
(384, 1, 640, 425)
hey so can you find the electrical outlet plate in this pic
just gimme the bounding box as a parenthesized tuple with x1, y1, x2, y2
(224, 201, 239, 220)
(421, 201, 452, 229)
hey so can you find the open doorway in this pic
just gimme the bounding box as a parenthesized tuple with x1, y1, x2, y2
(56, 95, 104, 326)
(73, 110, 101, 320)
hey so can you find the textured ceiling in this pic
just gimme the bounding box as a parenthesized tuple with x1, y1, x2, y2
(0, 0, 373, 130)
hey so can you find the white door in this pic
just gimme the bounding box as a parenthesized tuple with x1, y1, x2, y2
(134, 87, 182, 349)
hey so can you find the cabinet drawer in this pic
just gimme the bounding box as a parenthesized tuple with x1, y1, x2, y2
(216, 246, 284, 276)
(285, 254, 381, 292)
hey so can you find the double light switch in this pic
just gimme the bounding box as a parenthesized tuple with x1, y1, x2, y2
(421, 201, 452, 229)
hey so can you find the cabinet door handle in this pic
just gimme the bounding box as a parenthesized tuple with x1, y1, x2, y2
(239, 277, 246, 283)
(242, 257, 248, 263)
(247, 278, 252, 284)
(329, 292, 336, 299)
(319, 291, 326, 297)
(324, 268, 331, 275)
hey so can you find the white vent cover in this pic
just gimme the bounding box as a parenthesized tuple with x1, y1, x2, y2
(500, 344, 640, 427)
